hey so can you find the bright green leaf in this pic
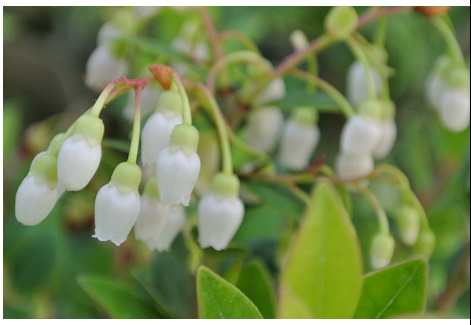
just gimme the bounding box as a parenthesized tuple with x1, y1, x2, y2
(78, 275, 162, 319)
(236, 260, 277, 319)
(197, 266, 263, 319)
(354, 258, 428, 319)
(279, 180, 363, 319)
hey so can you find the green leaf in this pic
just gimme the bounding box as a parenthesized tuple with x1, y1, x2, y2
(354, 258, 428, 319)
(78, 275, 161, 319)
(197, 266, 263, 319)
(236, 260, 277, 319)
(279, 180, 363, 319)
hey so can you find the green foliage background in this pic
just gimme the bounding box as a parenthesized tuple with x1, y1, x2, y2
(3, 6, 470, 319)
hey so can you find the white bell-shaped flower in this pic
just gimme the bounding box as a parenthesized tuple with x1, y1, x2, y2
(346, 60, 382, 107)
(93, 162, 141, 246)
(85, 44, 129, 92)
(335, 151, 374, 180)
(245, 107, 284, 153)
(134, 178, 185, 251)
(15, 152, 64, 226)
(97, 22, 122, 46)
(340, 99, 383, 156)
(438, 88, 470, 132)
(425, 56, 453, 109)
(58, 114, 104, 191)
(156, 124, 201, 206)
(254, 78, 286, 105)
(198, 173, 244, 251)
(373, 120, 397, 159)
(370, 232, 395, 270)
(279, 108, 320, 170)
(141, 90, 183, 165)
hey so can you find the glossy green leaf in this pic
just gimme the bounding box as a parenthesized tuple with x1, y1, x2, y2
(78, 275, 161, 319)
(236, 260, 276, 319)
(354, 258, 428, 319)
(279, 180, 363, 319)
(197, 266, 263, 319)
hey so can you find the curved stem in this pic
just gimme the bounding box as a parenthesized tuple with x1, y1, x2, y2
(173, 76, 193, 125)
(432, 16, 466, 67)
(127, 87, 141, 164)
(289, 69, 355, 118)
(90, 77, 126, 117)
(374, 17, 389, 47)
(357, 183, 390, 233)
(219, 30, 261, 54)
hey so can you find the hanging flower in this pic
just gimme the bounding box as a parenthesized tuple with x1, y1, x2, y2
(346, 60, 383, 107)
(141, 90, 183, 165)
(438, 88, 470, 132)
(93, 162, 141, 246)
(134, 178, 185, 251)
(198, 173, 244, 251)
(279, 107, 320, 170)
(395, 206, 420, 246)
(254, 78, 286, 105)
(156, 124, 201, 206)
(369, 232, 395, 270)
(57, 114, 104, 191)
(373, 100, 397, 159)
(245, 107, 284, 153)
(335, 151, 374, 180)
(15, 152, 64, 226)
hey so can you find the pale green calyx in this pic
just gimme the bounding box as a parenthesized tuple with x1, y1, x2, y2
(47, 133, 65, 153)
(358, 98, 383, 121)
(170, 124, 199, 154)
(109, 162, 142, 194)
(143, 176, 160, 199)
(292, 107, 318, 126)
(72, 114, 105, 146)
(381, 99, 396, 121)
(325, 6, 358, 39)
(29, 152, 58, 188)
(446, 66, 470, 90)
(211, 173, 240, 198)
(156, 90, 183, 115)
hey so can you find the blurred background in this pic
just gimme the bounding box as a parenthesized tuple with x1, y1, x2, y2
(3, 6, 470, 318)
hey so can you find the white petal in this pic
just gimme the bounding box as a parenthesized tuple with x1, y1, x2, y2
(198, 194, 244, 251)
(335, 152, 374, 180)
(156, 148, 201, 206)
(58, 137, 101, 191)
(425, 72, 447, 109)
(340, 115, 382, 156)
(134, 196, 168, 243)
(245, 107, 284, 153)
(97, 22, 121, 46)
(93, 185, 140, 246)
(279, 120, 320, 170)
(15, 176, 60, 226)
(373, 120, 397, 159)
(147, 205, 185, 252)
(254, 78, 286, 105)
(85, 45, 129, 92)
(346, 61, 382, 107)
(141, 112, 182, 165)
(438, 89, 470, 132)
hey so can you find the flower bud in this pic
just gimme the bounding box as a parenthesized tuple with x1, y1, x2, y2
(414, 229, 435, 258)
(245, 107, 284, 153)
(395, 206, 420, 246)
(290, 30, 309, 51)
(134, 178, 185, 251)
(373, 120, 397, 159)
(340, 113, 382, 156)
(15, 152, 64, 226)
(335, 152, 374, 180)
(254, 78, 286, 105)
(325, 6, 358, 39)
(346, 61, 383, 108)
(85, 44, 129, 92)
(93, 162, 142, 246)
(425, 56, 453, 108)
(57, 114, 104, 191)
(438, 88, 470, 132)
(156, 124, 201, 206)
(370, 232, 395, 269)
(279, 108, 320, 170)
(198, 173, 244, 250)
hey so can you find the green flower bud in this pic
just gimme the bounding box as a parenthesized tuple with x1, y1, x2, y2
(395, 206, 420, 246)
(109, 162, 142, 194)
(325, 6, 358, 39)
(29, 152, 58, 188)
(292, 107, 318, 126)
(415, 229, 435, 258)
(169, 124, 200, 155)
(370, 232, 395, 269)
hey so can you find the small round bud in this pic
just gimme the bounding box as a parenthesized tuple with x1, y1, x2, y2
(290, 30, 309, 51)
(325, 6, 358, 39)
(370, 232, 395, 269)
(415, 229, 436, 258)
(395, 206, 420, 246)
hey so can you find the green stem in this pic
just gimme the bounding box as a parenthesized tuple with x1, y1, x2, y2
(357, 183, 390, 233)
(90, 78, 124, 117)
(432, 16, 466, 67)
(219, 30, 261, 54)
(347, 36, 377, 99)
(289, 69, 355, 118)
(173, 76, 193, 125)
(373, 18, 388, 47)
(127, 87, 141, 164)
